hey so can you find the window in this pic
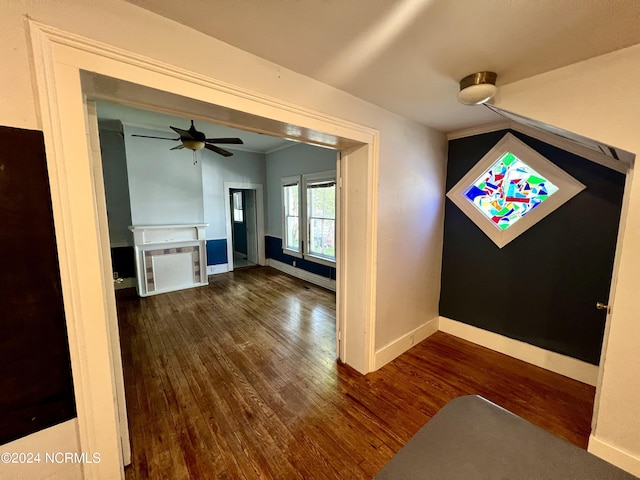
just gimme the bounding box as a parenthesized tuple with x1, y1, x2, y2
(281, 171, 336, 264)
(282, 177, 301, 255)
(447, 133, 585, 248)
(465, 151, 559, 231)
(232, 191, 244, 222)
(306, 176, 336, 261)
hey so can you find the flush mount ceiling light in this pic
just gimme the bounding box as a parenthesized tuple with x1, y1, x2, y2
(457, 71, 498, 105)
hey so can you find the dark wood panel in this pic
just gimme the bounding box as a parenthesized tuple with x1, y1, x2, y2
(118, 267, 595, 480)
(0, 126, 75, 444)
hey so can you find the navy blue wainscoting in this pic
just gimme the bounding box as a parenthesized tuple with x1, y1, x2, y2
(265, 236, 336, 280)
(206, 239, 228, 265)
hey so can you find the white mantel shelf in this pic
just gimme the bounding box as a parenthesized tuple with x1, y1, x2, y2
(129, 224, 208, 297)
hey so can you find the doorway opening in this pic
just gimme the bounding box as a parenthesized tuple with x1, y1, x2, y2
(223, 182, 265, 271)
(230, 189, 256, 268)
(32, 24, 379, 478)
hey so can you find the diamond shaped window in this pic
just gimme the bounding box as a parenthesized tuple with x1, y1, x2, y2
(465, 152, 559, 231)
(447, 133, 585, 248)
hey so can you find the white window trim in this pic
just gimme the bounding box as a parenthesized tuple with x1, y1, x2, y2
(446, 132, 586, 248)
(281, 175, 302, 258)
(302, 170, 337, 265)
(281, 171, 337, 266)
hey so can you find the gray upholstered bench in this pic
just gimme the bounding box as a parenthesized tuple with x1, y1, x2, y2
(375, 395, 637, 479)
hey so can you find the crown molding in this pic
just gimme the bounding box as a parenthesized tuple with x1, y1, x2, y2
(446, 121, 510, 140)
(447, 120, 629, 174)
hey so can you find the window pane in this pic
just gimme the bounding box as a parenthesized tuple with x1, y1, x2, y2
(308, 184, 335, 220)
(283, 183, 300, 251)
(284, 184, 299, 216)
(309, 218, 335, 259)
(286, 217, 299, 250)
(464, 151, 559, 231)
(306, 182, 335, 260)
(232, 192, 243, 222)
(309, 218, 322, 255)
(322, 219, 335, 257)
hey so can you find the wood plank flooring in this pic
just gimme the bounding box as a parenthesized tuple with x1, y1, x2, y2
(118, 267, 595, 480)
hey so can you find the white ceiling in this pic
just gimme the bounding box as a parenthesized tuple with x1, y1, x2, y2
(124, 0, 640, 133)
(97, 101, 295, 153)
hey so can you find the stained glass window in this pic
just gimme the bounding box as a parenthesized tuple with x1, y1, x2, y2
(446, 133, 585, 248)
(464, 152, 559, 230)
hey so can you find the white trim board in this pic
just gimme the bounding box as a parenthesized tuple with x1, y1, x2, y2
(446, 121, 510, 140)
(588, 435, 640, 477)
(439, 317, 599, 386)
(374, 317, 439, 370)
(447, 119, 629, 174)
(0, 420, 82, 480)
(267, 259, 336, 291)
(207, 263, 229, 275)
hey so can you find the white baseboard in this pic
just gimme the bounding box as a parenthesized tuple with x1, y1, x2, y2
(588, 435, 640, 477)
(207, 263, 229, 275)
(0, 419, 82, 480)
(375, 317, 439, 370)
(114, 277, 136, 290)
(439, 316, 599, 386)
(266, 259, 336, 291)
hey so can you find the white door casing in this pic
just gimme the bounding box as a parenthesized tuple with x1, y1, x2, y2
(245, 190, 258, 265)
(224, 182, 265, 271)
(30, 21, 379, 479)
(84, 100, 132, 466)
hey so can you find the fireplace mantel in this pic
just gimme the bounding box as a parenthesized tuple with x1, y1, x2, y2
(129, 224, 208, 297)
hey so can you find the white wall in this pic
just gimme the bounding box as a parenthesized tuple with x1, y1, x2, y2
(496, 43, 640, 476)
(202, 148, 266, 240)
(265, 143, 337, 237)
(124, 125, 204, 225)
(374, 118, 447, 349)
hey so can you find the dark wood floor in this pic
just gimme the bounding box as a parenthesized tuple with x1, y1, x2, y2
(117, 267, 595, 480)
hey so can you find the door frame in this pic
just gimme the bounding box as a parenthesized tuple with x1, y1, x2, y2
(84, 100, 131, 466)
(243, 189, 259, 265)
(224, 182, 265, 270)
(29, 20, 379, 479)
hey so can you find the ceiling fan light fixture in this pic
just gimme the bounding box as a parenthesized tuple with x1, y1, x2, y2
(183, 139, 206, 151)
(457, 71, 498, 105)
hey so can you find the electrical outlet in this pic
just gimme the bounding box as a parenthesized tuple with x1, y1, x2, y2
(410, 333, 416, 345)
(113, 271, 119, 280)
(293, 260, 296, 267)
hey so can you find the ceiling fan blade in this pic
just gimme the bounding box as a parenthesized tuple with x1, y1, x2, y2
(204, 137, 244, 145)
(170, 144, 185, 150)
(170, 126, 194, 140)
(131, 134, 180, 141)
(205, 144, 233, 157)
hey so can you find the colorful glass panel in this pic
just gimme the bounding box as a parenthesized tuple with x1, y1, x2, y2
(463, 151, 559, 230)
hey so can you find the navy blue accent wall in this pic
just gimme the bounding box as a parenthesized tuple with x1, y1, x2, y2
(440, 129, 625, 365)
(233, 222, 248, 255)
(206, 239, 228, 265)
(111, 246, 135, 278)
(265, 236, 336, 280)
